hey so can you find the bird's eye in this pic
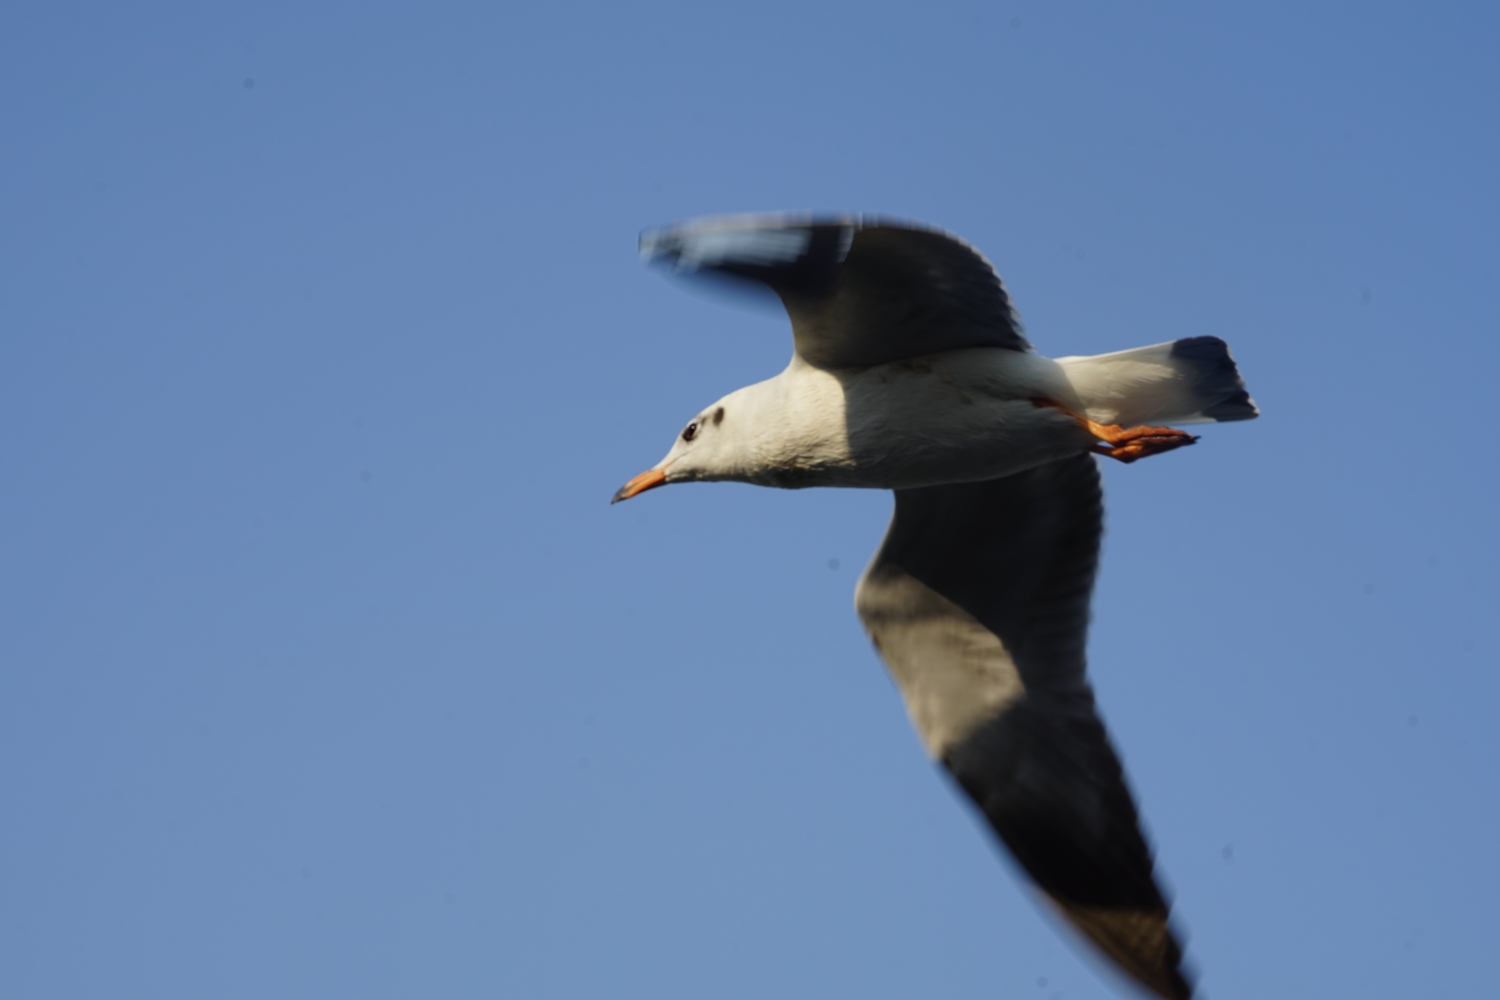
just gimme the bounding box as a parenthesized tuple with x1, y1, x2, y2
(681, 422, 699, 442)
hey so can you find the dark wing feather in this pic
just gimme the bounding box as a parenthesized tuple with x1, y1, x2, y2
(855, 455, 1193, 1000)
(641, 214, 1030, 368)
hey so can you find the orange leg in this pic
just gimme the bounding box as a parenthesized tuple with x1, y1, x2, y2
(1032, 399, 1199, 464)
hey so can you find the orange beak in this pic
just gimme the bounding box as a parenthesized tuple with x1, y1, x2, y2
(611, 468, 668, 504)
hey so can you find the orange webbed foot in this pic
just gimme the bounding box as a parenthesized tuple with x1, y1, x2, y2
(1086, 425, 1199, 463)
(1032, 399, 1199, 464)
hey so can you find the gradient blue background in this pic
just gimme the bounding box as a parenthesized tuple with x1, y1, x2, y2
(3, 3, 1497, 997)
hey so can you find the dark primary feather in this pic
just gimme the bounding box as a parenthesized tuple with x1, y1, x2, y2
(856, 455, 1193, 1000)
(641, 214, 1031, 368)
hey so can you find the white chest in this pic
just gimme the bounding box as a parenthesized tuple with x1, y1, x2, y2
(760, 350, 1089, 490)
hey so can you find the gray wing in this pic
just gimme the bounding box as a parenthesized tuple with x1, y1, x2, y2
(855, 455, 1193, 1000)
(640, 213, 1031, 369)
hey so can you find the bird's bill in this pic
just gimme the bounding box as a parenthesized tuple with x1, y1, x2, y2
(611, 468, 668, 504)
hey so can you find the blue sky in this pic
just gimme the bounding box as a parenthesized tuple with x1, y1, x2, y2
(2, 2, 1497, 997)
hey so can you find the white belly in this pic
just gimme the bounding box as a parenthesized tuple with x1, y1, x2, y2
(764, 350, 1092, 490)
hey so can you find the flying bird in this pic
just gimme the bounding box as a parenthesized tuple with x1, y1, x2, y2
(612, 214, 1256, 1000)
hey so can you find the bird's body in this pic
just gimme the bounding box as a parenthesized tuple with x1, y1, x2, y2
(677, 348, 1083, 491)
(613, 213, 1257, 1000)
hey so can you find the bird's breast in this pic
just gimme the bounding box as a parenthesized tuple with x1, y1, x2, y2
(772, 350, 1090, 490)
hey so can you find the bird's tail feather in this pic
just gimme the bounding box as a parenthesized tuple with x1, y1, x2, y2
(1056, 336, 1258, 428)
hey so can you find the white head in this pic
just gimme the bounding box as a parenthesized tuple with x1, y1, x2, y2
(612, 371, 810, 503)
(611, 389, 762, 502)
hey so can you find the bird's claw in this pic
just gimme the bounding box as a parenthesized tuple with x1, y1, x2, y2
(1088, 428, 1199, 463)
(1031, 398, 1199, 464)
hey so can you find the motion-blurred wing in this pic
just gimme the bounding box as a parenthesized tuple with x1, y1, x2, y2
(641, 213, 1030, 368)
(855, 455, 1192, 1000)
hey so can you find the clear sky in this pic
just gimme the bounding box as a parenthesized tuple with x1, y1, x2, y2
(2, 2, 1497, 998)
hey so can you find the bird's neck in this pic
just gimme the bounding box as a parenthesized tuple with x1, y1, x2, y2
(727, 359, 856, 489)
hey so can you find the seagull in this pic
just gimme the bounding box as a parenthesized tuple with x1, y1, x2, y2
(612, 214, 1256, 1000)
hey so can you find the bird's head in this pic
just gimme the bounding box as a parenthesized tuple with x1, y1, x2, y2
(611, 395, 750, 503)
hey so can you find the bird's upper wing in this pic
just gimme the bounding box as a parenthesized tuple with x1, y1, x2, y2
(855, 455, 1193, 1000)
(640, 214, 1031, 369)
